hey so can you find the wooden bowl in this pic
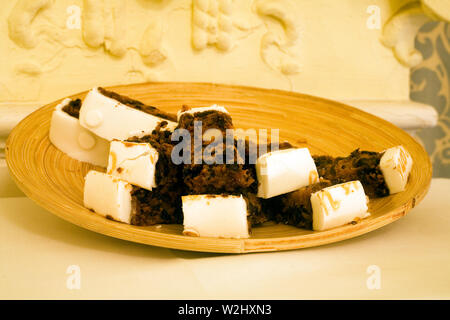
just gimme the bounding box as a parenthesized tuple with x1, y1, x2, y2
(6, 82, 432, 253)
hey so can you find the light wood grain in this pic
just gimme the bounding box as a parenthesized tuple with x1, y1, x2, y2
(6, 82, 432, 253)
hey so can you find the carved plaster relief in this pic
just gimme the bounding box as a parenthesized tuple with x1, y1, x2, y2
(192, 0, 234, 51)
(381, 0, 449, 68)
(256, 0, 301, 75)
(381, 2, 432, 68)
(139, 19, 167, 67)
(5, 0, 172, 97)
(82, 0, 127, 57)
(8, 0, 53, 49)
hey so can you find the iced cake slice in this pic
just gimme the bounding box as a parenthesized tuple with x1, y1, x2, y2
(84, 170, 181, 225)
(107, 140, 159, 191)
(266, 180, 333, 229)
(256, 147, 319, 199)
(84, 171, 135, 224)
(314, 147, 412, 198)
(266, 180, 370, 231)
(79, 87, 177, 141)
(49, 98, 110, 167)
(311, 181, 370, 231)
(182, 194, 250, 239)
(125, 123, 184, 226)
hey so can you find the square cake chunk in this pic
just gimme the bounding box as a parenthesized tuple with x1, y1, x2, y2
(84, 171, 134, 224)
(311, 181, 370, 231)
(107, 141, 159, 191)
(79, 87, 177, 141)
(256, 148, 319, 199)
(182, 194, 249, 239)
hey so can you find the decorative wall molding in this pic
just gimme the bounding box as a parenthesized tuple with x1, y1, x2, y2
(381, 0, 450, 68)
(192, 0, 235, 51)
(82, 0, 127, 57)
(256, 0, 301, 75)
(7, 0, 53, 49)
(140, 19, 168, 67)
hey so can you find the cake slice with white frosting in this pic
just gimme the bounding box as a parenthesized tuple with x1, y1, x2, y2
(79, 87, 178, 141)
(107, 140, 159, 191)
(84, 170, 135, 224)
(379, 146, 414, 194)
(256, 147, 319, 199)
(182, 194, 250, 239)
(49, 98, 110, 167)
(314, 146, 413, 197)
(311, 181, 370, 231)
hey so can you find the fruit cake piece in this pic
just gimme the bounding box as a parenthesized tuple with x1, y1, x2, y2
(311, 181, 370, 231)
(107, 140, 159, 191)
(84, 171, 135, 224)
(177, 106, 256, 193)
(266, 180, 333, 229)
(125, 123, 183, 226)
(314, 146, 413, 197)
(79, 87, 177, 141)
(49, 98, 109, 167)
(255, 147, 319, 199)
(243, 139, 296, 226)
(182, 194, 250, 239)
(176, 105, 272, 229)
(84, 169, 180, 225)
(266, 180, 370, 231)
(379, 146, 413, 194)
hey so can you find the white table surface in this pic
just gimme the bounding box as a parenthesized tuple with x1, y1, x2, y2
(1, 178, 449, 300)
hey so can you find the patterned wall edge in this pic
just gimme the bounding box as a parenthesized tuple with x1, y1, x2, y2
(411, 21, 450, 177)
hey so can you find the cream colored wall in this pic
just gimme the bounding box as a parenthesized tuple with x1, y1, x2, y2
(0, 0, 412, 104)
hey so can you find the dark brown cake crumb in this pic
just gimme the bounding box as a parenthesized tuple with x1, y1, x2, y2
(98, 87, 177, 122)
(127, 123, 183, 226)
(245, 193, 268, 226)
(177, 109, 271, 225)
(130, 186, 181, 225)
(178, 108, 253, 195)
(62, 99, 82, 118)
(176, 108, 234, 134)
(313, 149, 389, 198)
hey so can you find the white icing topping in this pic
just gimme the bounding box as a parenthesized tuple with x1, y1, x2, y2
(84, 109, 104, 128)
